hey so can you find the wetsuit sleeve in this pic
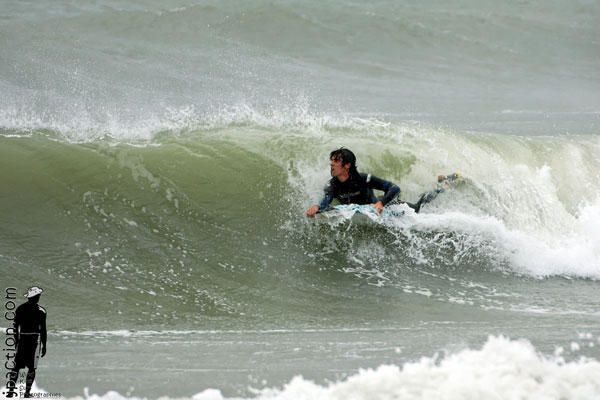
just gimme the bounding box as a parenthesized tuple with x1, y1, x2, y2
(367, 175, 400, 205)
(40, 308, 47, 348)
(13, 305, 22, 342)
(318, 183, 334, 210)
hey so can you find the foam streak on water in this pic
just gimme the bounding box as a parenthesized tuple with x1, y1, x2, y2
(18, 337, 599, 400)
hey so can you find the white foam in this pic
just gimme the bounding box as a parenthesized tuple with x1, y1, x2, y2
(0, 105, 201, 143)
(409, 198, 600, 278)
(35, 336, 600, 400)
(0, 102, 391, 144)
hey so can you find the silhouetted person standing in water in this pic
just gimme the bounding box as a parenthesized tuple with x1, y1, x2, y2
(7, 287, 47, 398)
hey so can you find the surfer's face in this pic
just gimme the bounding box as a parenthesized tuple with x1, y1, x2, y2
(330, 158, 350, 179)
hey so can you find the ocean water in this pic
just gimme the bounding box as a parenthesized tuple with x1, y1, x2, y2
(1, 0, 600, 399)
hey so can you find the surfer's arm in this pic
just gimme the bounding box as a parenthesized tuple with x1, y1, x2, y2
(318, 192, 334, 210)
(306, 184, 334, 217)
(368, 175, 400, 206)
(13, 305, 22, 344)
(40, 307, 47, 350)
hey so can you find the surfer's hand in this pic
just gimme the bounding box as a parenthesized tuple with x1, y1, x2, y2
(373, 201, 384, 214)
(437, 175, 447, 182)
(41, 345, 46, 357)
(306, 205, 319, 218)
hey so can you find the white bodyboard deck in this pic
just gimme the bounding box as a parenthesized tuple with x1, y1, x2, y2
(316, 204, 406, 224)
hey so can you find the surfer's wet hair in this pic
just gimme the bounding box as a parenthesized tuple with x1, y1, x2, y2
(330, 148, 358, 173)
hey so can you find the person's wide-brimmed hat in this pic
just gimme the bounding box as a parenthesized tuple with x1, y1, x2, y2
(24, 286, 43, 298)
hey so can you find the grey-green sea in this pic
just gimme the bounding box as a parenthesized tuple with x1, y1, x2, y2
(1, 1, 600, 399)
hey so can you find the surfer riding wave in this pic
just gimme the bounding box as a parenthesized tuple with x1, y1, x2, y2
(306, 148, 458, 217)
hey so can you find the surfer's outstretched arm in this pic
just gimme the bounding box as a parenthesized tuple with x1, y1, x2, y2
(306, 183, 334, 217)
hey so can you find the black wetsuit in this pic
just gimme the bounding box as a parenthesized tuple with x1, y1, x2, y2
(13, 302, 47, 369)
(318, 172, 401, 210)
(7, 301, 47, 397)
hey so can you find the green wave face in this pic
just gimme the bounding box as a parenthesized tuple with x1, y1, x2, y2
(2, 123, 600, 331)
